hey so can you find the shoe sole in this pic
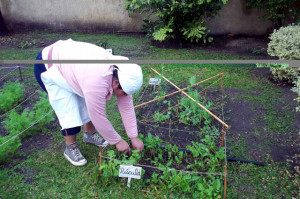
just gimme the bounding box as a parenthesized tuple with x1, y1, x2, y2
(64, 152, 87, 166)
(83, 140, 109, 148)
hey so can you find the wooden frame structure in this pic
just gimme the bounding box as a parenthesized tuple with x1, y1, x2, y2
(100, 68, 229, 198)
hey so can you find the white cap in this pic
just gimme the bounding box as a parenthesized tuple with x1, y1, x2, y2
(110, 55, 143, 95)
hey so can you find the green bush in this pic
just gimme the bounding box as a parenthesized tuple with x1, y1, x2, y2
(256, 63, 289, 68)
(246, 0, 300, 28)
(267, 24, 300, 60)
(291, 75, 300, 112)
(125, 0, 228, 43)
(257, 64, 300, 84)
(270, 67, 300, 84)
(0, 81, 24, 113)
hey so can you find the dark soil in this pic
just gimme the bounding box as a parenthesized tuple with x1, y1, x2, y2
(136, 84, 224, 149)
(0, 133, 53, 170)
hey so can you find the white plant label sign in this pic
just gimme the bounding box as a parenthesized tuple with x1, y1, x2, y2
(119, 165, 142, 188)
(105, 49, 113, 54)
(119, 165, 142, 179)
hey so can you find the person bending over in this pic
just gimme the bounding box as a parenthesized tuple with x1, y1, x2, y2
(34, 39, 144, 166)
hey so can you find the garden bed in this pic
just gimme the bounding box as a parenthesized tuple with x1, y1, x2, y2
(98, 70, 228, 198)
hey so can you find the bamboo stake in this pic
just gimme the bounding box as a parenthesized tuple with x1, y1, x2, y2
(222, 134, 225, 147)
(199, 78, 222, 95)
(222, 125, 226, 147)
(151, 68, 229, 128)
(199, 115, 202, 126)
(158, 83, 160, 95)
(224, 166, 227, 199)
(176, 100, 180, 113)
(134, 73, 223, 109)
(221, 73, 224, 93)
(99, 148, 103, 175)
(169, 119, 172, 138)
(18, 66, 23, 81)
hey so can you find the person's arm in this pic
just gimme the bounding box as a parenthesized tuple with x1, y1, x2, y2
(84, 90, 122, 145)
(117, 95, 144, 152)
(84, 89, 132, 153)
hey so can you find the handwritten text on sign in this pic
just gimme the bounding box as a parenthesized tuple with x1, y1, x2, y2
(119, 165, 142, 179)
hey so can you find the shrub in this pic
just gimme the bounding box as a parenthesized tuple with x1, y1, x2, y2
(270, 67, 300, 84)
(246, 0, 300, 28)
(0, 81, 24, 113)
(125, 0, 228, 43)
(267, 24, 300, 60)
(291, 75, 300, 112)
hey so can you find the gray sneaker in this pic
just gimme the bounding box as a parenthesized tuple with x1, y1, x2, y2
(64, 142, 87, 166)
(83, 132, 109, 147)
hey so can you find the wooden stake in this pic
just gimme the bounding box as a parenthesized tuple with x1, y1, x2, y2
(199, 115, 202, 126)
(18, 66, 23, 81)
(222, 125, 226, 147)
(224, 166, 227, 199)
(176, 100, 180, 113)
(99, 148, 102, 175)
(134, 73, 223, 109)
(199, 78, 222, 95)
(151, 68, 229, 128)
(169, 119, 172, 138)
(222, 133, 225, 147)
(221, 74, 224, 93)
(158, 84, 160, 96)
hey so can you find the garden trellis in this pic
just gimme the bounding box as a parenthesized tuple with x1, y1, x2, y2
(1, 66, 229, 198)
(99, 68, 229, 198)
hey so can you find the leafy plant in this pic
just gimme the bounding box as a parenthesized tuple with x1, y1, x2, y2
(153, 110, 171, 122)
(256, 63, 289, 68)
(20, 40, 36, 49)
(267, 24, 300, 60)
(270, 67, 300, 84)
(291, 75, 300, 112)
(0, 81, 24, 113)
(95, 40, 108, 48)
(32, 91, 55, 131)
(256, 62, 300, 84)
(99, 133, 225, 198)
(252, 48, 266, 55)
(179, 90, 213, 127)
(0, 91, 55, 162)
(125, 0, 228, 43)
(246, 0, 300, 28)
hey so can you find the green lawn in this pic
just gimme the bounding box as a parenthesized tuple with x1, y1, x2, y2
(0, 31, 299, 198)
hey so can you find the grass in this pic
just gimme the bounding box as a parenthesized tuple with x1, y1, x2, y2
(0, 31, 299, 198)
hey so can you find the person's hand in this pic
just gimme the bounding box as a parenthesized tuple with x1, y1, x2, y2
(116, 139, 131, 154)
(131, 137, 144, 153)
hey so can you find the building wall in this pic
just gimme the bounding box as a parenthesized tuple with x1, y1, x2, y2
(0, 0, 274, 35)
